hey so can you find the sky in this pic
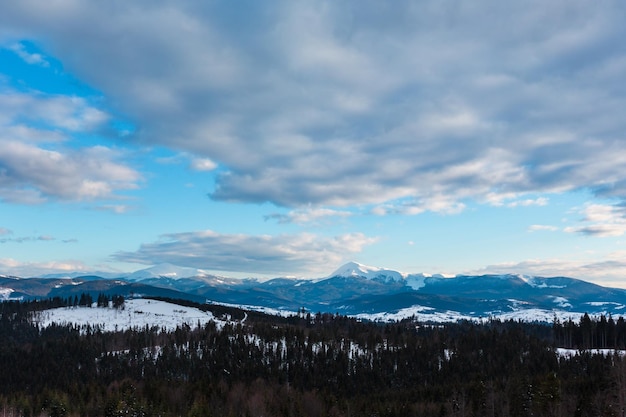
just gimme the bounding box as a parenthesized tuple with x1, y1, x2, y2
(1, 1, 626, 286)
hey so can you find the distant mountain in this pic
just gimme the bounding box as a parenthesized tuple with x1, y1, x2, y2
(126, 263, 212, 281)
(329, 261, 406, 282)
(38, 271, 123, 279)
(3, 261, 626, 322)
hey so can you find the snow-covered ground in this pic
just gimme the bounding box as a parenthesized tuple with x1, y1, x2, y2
(0, 288, 14, 301)
(556, 348, 626, 358)
(26, 294, 619, 334)
(33, 299, 228, 332)
(356, 306, 597, 323)
(206, 300, 296, 317)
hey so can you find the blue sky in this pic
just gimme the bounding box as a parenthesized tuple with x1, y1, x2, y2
(1, 1, 626, 286)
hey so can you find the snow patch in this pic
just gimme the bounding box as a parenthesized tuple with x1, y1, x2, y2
(556, 348, 626, 358)
(206, 300, 297, 317)
(518, 275, 566, 289)
(587, 301, 624, 308)
(356, 305, 593, 324)
(551, 296, 572, 308)
(0, 288, 15, 301)
(507, 299, 531, 310)
(32, 299, 229, 332)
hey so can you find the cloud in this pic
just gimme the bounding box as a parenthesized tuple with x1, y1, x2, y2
(0, 228, 12, 236)
(0, 89, 108, 132)
(189, 158, 217, 172)
(469, 254, 626, 289)
(372, 195, 467, 216)
(0, 234, 58, 243)
(528, 224, 559, 232)
(113, 230, 377, 276)
(91, 204, 136, 215)
(2, 2, 626, 210)
(0, 258, 89, 277)
(564, 203, 626, 237)
(0, 88, 141, 203)
(497, 197, 550, 208)
(8, 41, 49, 66)
(0, 141, 140, 203)
(265, 207, 352, 224)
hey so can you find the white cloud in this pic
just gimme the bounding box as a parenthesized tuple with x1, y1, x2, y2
(189, 158, 217, 172)
(0, 90, 108, 132)
(265, 207, 352, 224)
(0, 258, 88, 277)
(91, 204, 136, 215)
(0, 141, 140, 203)
(1, 2, 626, 211)
(528, 224, 559, 232)
(0, 88, 141, 203)
(114, 230, 377, 276)
(487, 194, 550, 208)
(372, 195, 466, 216)
(564, 203, 626, 237)
(0, 228, 11, 236)
(9, 42, 49, 66)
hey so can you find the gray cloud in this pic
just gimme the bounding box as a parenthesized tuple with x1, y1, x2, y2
(113, 230, 377, 276)
(2, 1, 626, 210)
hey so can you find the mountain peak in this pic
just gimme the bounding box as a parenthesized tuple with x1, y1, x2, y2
(330, 261, 406, 282)
(330, 261, 381, 277)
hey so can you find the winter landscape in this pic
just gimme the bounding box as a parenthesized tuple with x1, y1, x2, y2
(5, 261, 626, 323)
(2, 261, 626, 415)
(3, 1, 626, 416)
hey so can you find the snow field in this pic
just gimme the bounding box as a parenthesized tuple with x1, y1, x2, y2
(33, 298, 227, 332)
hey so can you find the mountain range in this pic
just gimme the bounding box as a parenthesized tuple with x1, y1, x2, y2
(2, 261, 626, 322)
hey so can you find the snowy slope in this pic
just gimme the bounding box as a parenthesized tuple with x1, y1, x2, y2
(33, 299, 229, 332)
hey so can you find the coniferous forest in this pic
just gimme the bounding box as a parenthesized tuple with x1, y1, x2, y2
(2, 296, 626, 416)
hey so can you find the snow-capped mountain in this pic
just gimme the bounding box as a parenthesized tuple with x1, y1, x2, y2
(329, 261, 406, 282)
(4, 261, 626, 322)
(126, 263, 211, 281)
(330, 261, 438, 290)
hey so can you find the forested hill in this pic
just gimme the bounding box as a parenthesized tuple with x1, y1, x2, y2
(2, 297, 626, 417)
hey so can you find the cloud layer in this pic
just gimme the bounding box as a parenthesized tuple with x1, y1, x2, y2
(2, 1, 625, 211)
(470, 254, 626, 289)
(114, 230, 377, 276)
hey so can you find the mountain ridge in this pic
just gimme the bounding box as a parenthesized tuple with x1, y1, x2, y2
(2, 261, 626, 322)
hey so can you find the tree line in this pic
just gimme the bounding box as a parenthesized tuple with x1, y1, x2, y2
(1, 297, 626, 416)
